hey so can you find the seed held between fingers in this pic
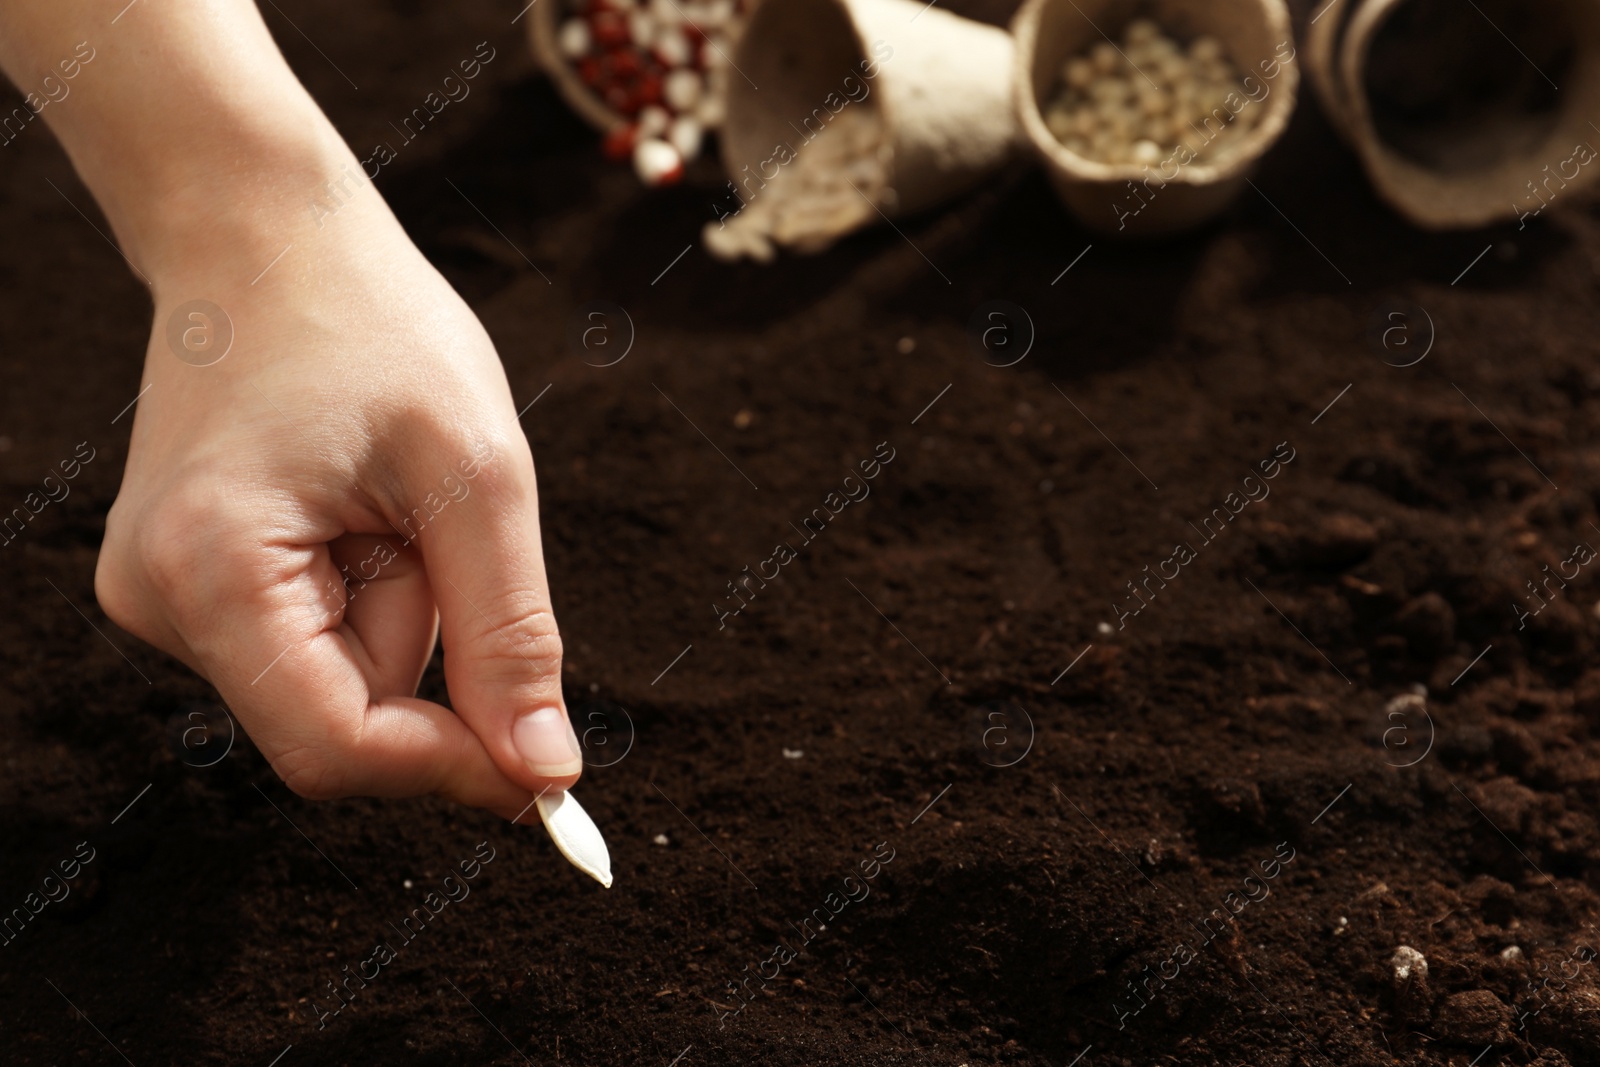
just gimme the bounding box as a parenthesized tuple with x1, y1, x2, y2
(537, 790, 614, 889)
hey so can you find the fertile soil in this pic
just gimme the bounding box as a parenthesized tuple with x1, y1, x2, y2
(5, 2, 1600, 1065)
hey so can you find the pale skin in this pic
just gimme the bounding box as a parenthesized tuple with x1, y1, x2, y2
(0, 1, 583, 817)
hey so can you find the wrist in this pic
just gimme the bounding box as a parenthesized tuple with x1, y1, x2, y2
(119, 110, 379, 291)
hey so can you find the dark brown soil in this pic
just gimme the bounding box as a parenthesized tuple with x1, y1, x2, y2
(6, 2, 1600, 1065)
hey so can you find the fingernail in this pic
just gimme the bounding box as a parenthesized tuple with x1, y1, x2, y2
(512, 707, 583, 777)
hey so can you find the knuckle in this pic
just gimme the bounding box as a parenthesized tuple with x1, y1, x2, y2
(131, 481, 251, 615)
(384, 423, 526, 528)
(450, 435, 522, 503)
(273, 741, 352, 802)
(467, 594, 564, 683)
(93, 536, 144, 637)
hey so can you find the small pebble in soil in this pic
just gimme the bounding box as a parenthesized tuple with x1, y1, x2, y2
(782, 748, 803, 760)
(1390, 944, 1428, 981)
(1500, 945, 1523, 960)
(653, 833, 670, 846)
(403, 879, 413, 889)
(1097, 621, 1114, 635)
(1042, 18, 1263, 166)
(896, 336, 916, 354)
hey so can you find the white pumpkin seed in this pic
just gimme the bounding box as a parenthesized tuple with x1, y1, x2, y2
(537, 790, 613, 888)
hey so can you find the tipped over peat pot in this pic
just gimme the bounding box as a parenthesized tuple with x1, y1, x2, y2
(1306, 0, 1600, 229)
(711, 0, 1020, 258)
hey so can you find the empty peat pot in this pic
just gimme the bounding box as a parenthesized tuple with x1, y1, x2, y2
(1307, 0, 1600, 230)
(712, 0, 1019, 258)
(1012, 0, 1298, 235)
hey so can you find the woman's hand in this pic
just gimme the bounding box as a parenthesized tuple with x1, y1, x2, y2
(0, 0, 581, 817)
(96, 184, 583, 817)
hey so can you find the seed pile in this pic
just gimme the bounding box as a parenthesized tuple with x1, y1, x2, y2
(702, 105, 886, 262)
(1043, 19, 1260, 167)
(555, 0, 748, 185)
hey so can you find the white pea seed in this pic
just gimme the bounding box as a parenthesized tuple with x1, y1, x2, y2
(693, 91, 726, 128)
(653, 25, 694, 67)
(1046, 106, 1075, 140)
(649, 0, 685, 24)
(628, 9, 657, 48)
(668, 113, 703, 159)
(1139, 88, 1170, 117)
(1063, 57, 1095, 90)
(557, 19, 591, 59)
(1190, 35, 1225, 64)
(1130, 139, 1162, 165)
(1090, 41, 1121, 73)
(703, 219, 746, 261)
(637, 104, 671, 139)
(663, 67, 703, 112)
(1144, 36, 1179, 64)
(1159, 55, 1192, 87)
(1124, 17, 1160, 45)
(537, 790, 613, 889)
(1089, 79, 1122, 106)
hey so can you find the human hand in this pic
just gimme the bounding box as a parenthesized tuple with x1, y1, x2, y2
(0, 0, 580, 817)
(94, 154, 582, 818)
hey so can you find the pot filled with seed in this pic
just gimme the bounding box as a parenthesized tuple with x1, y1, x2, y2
(529, 0, 754, 185)
(1012, 0, 1297, 235)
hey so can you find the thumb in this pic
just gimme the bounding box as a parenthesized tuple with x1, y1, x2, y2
(406, 436, 584, 795)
